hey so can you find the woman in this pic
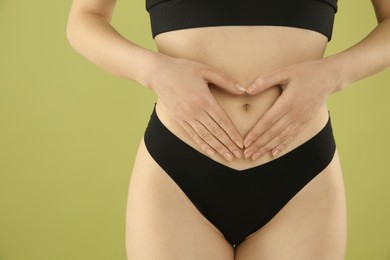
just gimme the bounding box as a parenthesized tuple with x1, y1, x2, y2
(66, 0, 390, 259)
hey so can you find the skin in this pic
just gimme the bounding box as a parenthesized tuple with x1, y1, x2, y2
(243, 0, 390, 160)
(66, 0, 390, 259)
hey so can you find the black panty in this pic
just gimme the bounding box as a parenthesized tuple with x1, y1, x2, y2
(143, 103, 336, 246)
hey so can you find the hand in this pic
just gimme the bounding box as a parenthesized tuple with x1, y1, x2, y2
(146, 54, 246, 161)
(243, 58, 342, 160)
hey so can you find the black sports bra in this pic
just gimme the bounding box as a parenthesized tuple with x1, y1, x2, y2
(145, 0, 338, 42)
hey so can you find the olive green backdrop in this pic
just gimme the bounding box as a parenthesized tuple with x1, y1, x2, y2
(0, 0, 389, 259)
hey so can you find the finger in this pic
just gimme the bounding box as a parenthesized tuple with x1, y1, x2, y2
(244, 100, 288, 148)
(271, 124, 302, 158)
(190, 119, 235, 162)
(246, 68, 289, 95)
(250, 123, 297, 161)
(244, 114, 292, 159)
(202, 68, 246, 95)
(201, 112, 242, 159)
(180, 120, 216, 157)
(205, 101, 244, 149)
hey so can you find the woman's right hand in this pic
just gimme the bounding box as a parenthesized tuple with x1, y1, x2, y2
(143, 54, 246, 161)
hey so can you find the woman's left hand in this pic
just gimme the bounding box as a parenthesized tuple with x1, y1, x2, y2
(243, 58, 342, 160)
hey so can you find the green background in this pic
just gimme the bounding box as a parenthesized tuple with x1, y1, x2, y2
(0, 0, 389, 259)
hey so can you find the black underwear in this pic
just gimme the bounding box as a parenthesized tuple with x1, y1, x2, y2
(143, 102, 336, 246)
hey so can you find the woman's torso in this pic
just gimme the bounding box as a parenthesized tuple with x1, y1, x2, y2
(153, 26, 331, 170)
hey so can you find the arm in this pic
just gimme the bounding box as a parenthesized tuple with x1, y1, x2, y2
(326, 0, 390, 91)
(66, 0, 161, 86)
(243, 0, 390, 160)
(66, 0, 246, 161)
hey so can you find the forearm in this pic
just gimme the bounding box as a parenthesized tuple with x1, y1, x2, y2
(66, 11, 164, 87)
(326, 17, 390, 91)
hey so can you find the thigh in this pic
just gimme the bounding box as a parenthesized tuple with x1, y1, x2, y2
(235, 149, 347, 260)
(125, 138, 234, 260)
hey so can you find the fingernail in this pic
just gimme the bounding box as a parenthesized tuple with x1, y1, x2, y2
(224, 152, 234, 161)
(244, 140, 253, 148)
(252, 152, 261, 161)
(246, 84, 256, 94)
(235, 140, 244, 149)
(233, 150, 242, 159)
(272, 149, 279, 157)
(235, 83, 246, 93)
(207, 148, 215, 157)
(244, 150, 254, 159)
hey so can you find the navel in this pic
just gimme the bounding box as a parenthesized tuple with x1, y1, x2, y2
(243, 103, 250, 112)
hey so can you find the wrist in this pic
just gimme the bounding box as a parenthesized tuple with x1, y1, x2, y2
(323, 52, 354, 93)
(135, 50, 171, 90)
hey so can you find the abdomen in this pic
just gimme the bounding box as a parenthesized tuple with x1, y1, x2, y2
(153, 25, 331, 169)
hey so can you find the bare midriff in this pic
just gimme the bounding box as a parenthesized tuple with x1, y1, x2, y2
(153, 25, 331, 170)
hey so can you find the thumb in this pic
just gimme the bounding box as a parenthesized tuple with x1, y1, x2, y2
(202, 68, 246, 95)
(246, 69, 288, 95)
